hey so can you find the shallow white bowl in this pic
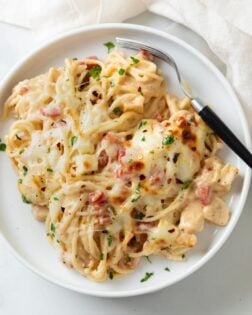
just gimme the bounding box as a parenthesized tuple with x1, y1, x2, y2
(0, 23, 251, 298)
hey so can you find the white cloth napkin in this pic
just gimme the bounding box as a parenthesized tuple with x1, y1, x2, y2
(0, 0, 251, 131)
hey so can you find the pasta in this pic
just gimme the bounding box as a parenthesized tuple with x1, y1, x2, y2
(3, 47, 238, 282)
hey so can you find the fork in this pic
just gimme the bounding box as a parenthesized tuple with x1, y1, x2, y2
(116, 37, 252, 168)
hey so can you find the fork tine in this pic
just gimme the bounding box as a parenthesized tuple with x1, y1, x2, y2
(116, 37, 167, 62)
(115, 37, 192, 99)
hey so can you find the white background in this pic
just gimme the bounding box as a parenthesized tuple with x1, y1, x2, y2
(0, 11, 251, 315)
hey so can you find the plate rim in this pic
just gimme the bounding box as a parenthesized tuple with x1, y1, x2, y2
(0, 22, 251, 298)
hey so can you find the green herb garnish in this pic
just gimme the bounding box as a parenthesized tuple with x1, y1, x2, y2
(181, 179, 193, 190)
(162, 135, 175, 145)
(130, 56, 140, 65)
(0, 143, 6, 152)
(118, 68, 125, 75)
(110, 81, 115, 88)
(19, 148, 24, 155)
(23, 166, 28, 176)
(104, 41, 115, 53)
(22, 195, 31, 204)
(149, 150, 154, 154)
(100, 253, 104, 260)
(18, 178, 22, 184)
(107, 234, 113, 246)
(108, 269, 114, 280)
(131, 195, 141, 203)
(126, 254, 132, 263)
(145, 256, 152, 263)
(47, 168, 53, 173)
(71, 136, 78, 146)
(47, 223, 56, 237)
(72, 57, 78, 60)
(135, 212, 145, 220)
(88, 65, 102, 79)
(113, 107, 122, 116)
(47, 147, 51, 153)
(164, 267, 170, 272)
(53, 196, 59, 201)
(140, 272, 154, 282)
(141, 136, 146, 142)
(138, 120, 147, 129)
(135, 183, 141, 194)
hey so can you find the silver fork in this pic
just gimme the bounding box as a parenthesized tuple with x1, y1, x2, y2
(116, 37, 252, 168)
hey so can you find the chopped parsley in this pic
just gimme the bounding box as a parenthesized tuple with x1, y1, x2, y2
(131, 195, 140, 203)
(23, 166, 28, 176)
(108, 269, 114, 280)
(47, 223, 56, 237)
(113, 107, 122, 116)
(47, 147, 51, 153)
(141, 136, 146, 142)
(0, 142, 6, 152)
(138, 120, 147, 129)
(162, 135, 175, 145)
(135, 183, 141, 194)
(104, 41, 115, 53)
(100, 253, 104, 260)
(71, 136, 78, 146)
(135, 212, 145, 220)
(18, 178, 22, 184)
(88, 65, 102, 79)
(107, 234, 113, 246)
(51, 223, 56, 233)
(126, 254, 132, 263)
(128, 159, 133, 164)
(118, 68, 125, 75)
(145, 256, 152, 263)
(164, 267, 170, 272)
(110, 81, 115, 88)
(149, 150, 155, 154)
(47, 168, 53, 173)
(22, 195, 31, 204)
(130, 56, 140, 65)
(140, 272, 154, 282)
(181, 179, 193, 190)
(72, 57, 78, 60)
(19, 148, 24, 154)
(53, 196, 59, 201)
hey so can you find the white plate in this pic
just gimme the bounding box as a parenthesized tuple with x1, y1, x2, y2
(0, 24, 251, 298)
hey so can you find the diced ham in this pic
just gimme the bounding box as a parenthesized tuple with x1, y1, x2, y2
(177, 115, 187, 128)
(196, 184, 212, 205)
(88, 191, 106, 204)
(156, 113, 163, 122)
(86, 63, 98, 70)
(88, 191, 112, 225)
(40, 106, 61, 118)
(98, 150, 109, 168)
(117, 148, 126, 162)
(19, 86, 29, 95)
(139, 49, 154, 61)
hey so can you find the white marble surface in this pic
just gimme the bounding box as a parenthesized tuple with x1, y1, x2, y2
(0, 11, 251, 315)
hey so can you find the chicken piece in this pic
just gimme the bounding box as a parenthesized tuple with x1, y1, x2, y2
(203, 196, 229, 226)
(179, 201, 204, 234)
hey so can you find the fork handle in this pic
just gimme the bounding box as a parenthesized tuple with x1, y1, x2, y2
(191, 98, 252, 168)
